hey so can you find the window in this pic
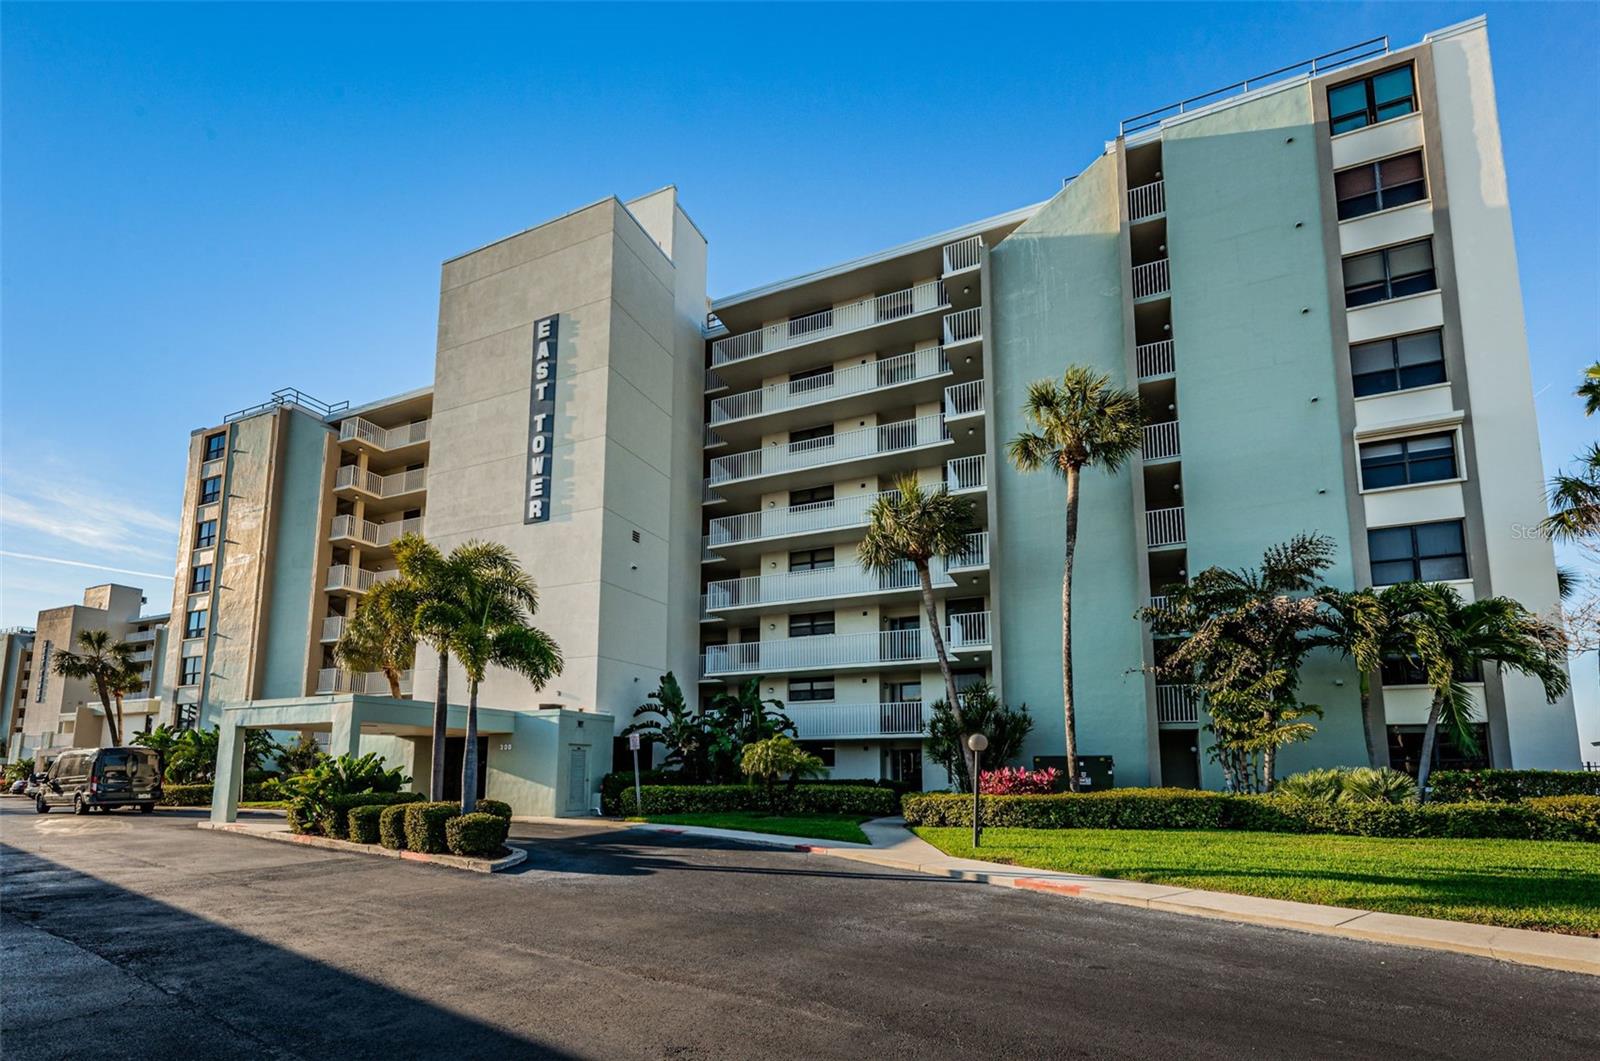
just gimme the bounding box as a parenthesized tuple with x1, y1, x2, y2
(789, 424, 835, 451)
(1368, 520, 1468, 585)
(788, 676, 835, 702)
(1359, 433, 1458, 490)
(180, 656, 203, 686)
(190, 564, 212, 593)
(199, 476, 222, 505)
(789, 547, 835, 572)
(203, 432, 226, 462)
(1380, 656, 1483, 687)
(788, 306, 833, 339)
(800, 741, 836, 768)
(883, 680, 921, 703)
(1351, 330, 1445, 397)
(788, 365, 834, 395)
(184, 609, 209, 640)
(194, 519, 218, 549)
(1335, 151, 1427, 219)
(1388, 723, 1487, 776)
(1328, 65, 1417, 134)
(789, 611, 835, 638)
(789, 485, 835, 508)
(1343, 240, 1436, 306)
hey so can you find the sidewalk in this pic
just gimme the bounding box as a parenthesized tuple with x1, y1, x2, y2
(625, 816, 1600, 977)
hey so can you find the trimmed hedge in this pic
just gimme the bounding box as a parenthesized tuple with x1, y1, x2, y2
(1526, 795, 1600, 841)
(475, 799, 513, 821)
(599, 770, 677, 816)
(446, 812, 510, 857)
(619, 784, 898, 818)
(404, 801, 460, 854)
(318, 792, 424, 840)
(379, 804, 410, 850)
(158, 781, 275, 807)
(1428, 769, 1600, 803)
(900, 788, 1599, 842)
(348, 804, 387, 844)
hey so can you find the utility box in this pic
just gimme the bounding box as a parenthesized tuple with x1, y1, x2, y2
(1032, 755, 1115, 791)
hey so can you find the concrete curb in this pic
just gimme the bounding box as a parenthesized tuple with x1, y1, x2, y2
(197, 821, 527, 873)
(631, 816, 1600, 977)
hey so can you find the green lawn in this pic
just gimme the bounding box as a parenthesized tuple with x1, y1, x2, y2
(632, 812, 870, 844)
(915, 827, 1600, 935)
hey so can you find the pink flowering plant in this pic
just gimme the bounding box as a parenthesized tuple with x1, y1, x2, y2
(978, 766, 1062, 795)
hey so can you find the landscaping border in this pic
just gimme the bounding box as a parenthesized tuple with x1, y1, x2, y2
(197, 821, 526, 873)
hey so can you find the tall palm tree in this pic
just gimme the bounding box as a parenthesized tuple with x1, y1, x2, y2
(393, 533, 462, 799)
(333, 578, 419, 698)
(1579, 361, 1600, 418)
(1399, 583, 1569, 799)
(107, 663, 148, 742)
(1007, 367, 1143, 790)
(51, 630, 135, 746)
(419, 542, 562, 813)
(1543, 442, 1600, 545)
(858, 474, 978, 726)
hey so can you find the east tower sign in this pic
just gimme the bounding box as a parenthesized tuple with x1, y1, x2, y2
(525, 314, 559, 523)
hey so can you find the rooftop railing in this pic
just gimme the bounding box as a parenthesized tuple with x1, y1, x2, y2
(224, 387, 349, 424)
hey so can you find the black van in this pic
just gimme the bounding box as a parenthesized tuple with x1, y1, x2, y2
(35, 747, 162, 814)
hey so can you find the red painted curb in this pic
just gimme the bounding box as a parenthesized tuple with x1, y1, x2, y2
(1013, 877, 1085, 896)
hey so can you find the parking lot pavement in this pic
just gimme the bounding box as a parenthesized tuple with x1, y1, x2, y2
(3, 799, 1597, 1059)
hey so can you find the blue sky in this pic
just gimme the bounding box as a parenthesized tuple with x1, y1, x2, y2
(2, 3, 1595, 748)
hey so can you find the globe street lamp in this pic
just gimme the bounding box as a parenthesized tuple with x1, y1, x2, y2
(967, 732, 989, 848)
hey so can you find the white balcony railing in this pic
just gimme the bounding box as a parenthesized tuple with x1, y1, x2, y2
(942, 235, 982, 274)
(947, 455, 986, 493)
(1142, 420, 1181, 461)
(703, 612, 991, 676)
(709, 347, 950, 426)
(1135, 340, 1175, 379)
(1128, 179, 1166, 221)
(339, 417, 430, 451)
(711, 279, 948, 367)
(1132, 259, 1171, 299)
(334, 465, 427, 499)
(708, 489, 896, 548)
(317, 668, 413, 696)
(1156, 684, 1199, 724)
(330, 514, 423, 547)
(792, 701, 928, 740)
(942, 307, 982, 346)
(127, 649, 154, 664)
(325, 565, 399, 594)
(944, 379, 984, 418)
(705, 368, 727, 393)
(708, 414, 949, 486)
(126, 629, 160, 644)
(1146, 506, 1187, 548)
(321, 616, 345, 643)
(947, 610, 992, 650)
(703, 534, 988, 612)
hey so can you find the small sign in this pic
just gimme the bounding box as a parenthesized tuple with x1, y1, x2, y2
(628, 733, 641, 751)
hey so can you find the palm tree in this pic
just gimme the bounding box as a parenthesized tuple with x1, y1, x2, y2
(1007, 367, 1143, 790)
(333, 578, 419, 698)
(858, 474, 978, 725)
(1398, 584, 1568, 799)
(623, 673, 709, 782)
(51, 630, 135, 746)
(419, 542, 562, 813)
(705, 676, 794, 780)
(1543, 442, 1600, 544)
(107, 663, 147, 743)
(1579, 361, 1600, 417)
(393, 533, 462, 799)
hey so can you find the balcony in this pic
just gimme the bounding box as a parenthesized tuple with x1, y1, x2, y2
(339, 416, 430, 453)
(707, 413, 954, 496)
(321, 616, 345, 643)
(1142, 420, 1181, 462)
(325, 564, 399, 594)
(125, 629, 160, 644)
(334, 465, 427, 502)
(1146, 506, 1187, 548)
(944, 379, 984, 420)
(127, 649, 154, 664)
(792, 701, 927, 740)
(1156, 684, 1199, 724)
(942, 307, 982, 347)
(942, 235, 983, 276)
(709, 346, 952, 430)
(1135, 340, 1175, 380)
(703, 611, 992, 677)
(1128, 179, 1166, 222)
(1132, 259, 1171, 300)
(330, 514, 423, 549)
(703, 533, 988, 616)
(708, 488, 895, 556)
(711, 279, 949, 370)
(317, 668, 413, 696)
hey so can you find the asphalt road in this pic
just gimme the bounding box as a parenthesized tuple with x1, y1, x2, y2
(2, 799, 1595, 1060)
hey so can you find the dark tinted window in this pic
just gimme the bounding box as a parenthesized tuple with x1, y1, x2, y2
(1335, 151, 1427, 219)
(194, 519, 218, 548)
(1343, 240, 1436, 307)
(199, 476, 222, 505)
(203, 432, 226, 462)
(789, 611, 835, 638)
(788, 676, 835, 702)
(1359, 433, 1458, 489)
(1369, 520, 1468, 585)
(1351, 331, 1445, 397)
(789, 548, 835, 572)
(1329, 65, 1417, 134)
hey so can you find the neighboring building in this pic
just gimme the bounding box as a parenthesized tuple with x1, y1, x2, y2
(1, 627, 36, 762)
(10, 585, 169, 761)
(187, 19, 1583, 817)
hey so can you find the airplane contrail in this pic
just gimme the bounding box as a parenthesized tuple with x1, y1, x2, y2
(0, 550, 174, 581)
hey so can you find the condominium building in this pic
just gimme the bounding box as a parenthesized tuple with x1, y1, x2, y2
(190, 18, 1579, 818)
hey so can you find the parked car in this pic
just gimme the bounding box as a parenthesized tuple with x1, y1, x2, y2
(34, 747, 162, 814)
(8, 779, 27, 796)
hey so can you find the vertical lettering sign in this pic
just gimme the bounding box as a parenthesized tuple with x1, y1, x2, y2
(525, 315, 559, 523)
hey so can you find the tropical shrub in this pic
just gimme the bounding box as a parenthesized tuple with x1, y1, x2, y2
(287, 796, 319, 834)
(1275, 767, 1416, 804)
(739, 736, 825, 811)
(445, 812, 510, 857)
(1525, 795, 1600, 840)
(277, 732, 326, 776)
(319, 792, 424, 840)
(404, 801, 461, 854)
(600, 769, 678, 816)
(620, 784, 897, 818)
(348, 804, 388, 844)
(926, 681, 1032, 793)
(379, 803, 410, 850)
(5, 757, 36, 782)
(1428, 769, 1600, 803)
(476, 799, 513, 821)
(286, 752, 410, 832)
(979, 766, 1061, 795)
(158, 781, 279, 807)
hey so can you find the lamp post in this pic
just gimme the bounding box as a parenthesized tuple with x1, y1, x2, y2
(966, 732, 988, 848)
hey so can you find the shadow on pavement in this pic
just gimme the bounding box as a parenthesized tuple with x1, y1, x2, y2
(0, 844, 577, 1060)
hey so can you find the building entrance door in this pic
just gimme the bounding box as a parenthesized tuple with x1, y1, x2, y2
(887, 747, 922, 790)
(1158, 730, 1200, 789)
(566, 745, 590, 813)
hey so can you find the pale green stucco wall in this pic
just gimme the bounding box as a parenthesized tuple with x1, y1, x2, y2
(990, 156, 1156, 784)
(258, 409, 328, 699)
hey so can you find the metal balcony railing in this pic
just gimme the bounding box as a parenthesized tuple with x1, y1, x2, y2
(708, 413, 949, 486)
(317, 668, 413, 696)
(334, 465, 427, 499)
(942, 235, 983, 274)
(703, 534, 988, 613)
(711, 279, 949, 367)
(1156, 684, 1199, 724)
(942, 307, 982, 346)
(710, 347, 950, 426)
(947, 610, 992, 650)
(1132, 259, 1171, 299)
(339, 417, 430, 451)
(791, 701, 928, 740)
(1128, 180, 1166, 221)
(708, 489, 897, 548)
(946, 455, 986, 493)
(330, 515, 423, 547)
(325, 565, 399, 593)
(944, 379, 985, 418)
(126, 629, 160, 644)
(321, 616, 345, 643)
(1135, 340, 1175, 379)
(702, 612, 991, 676)
(1146, 506, 1187, 548)
(1142, 421, 1181, 461)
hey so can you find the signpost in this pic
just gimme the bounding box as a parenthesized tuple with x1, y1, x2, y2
(629, 732, 642, 815)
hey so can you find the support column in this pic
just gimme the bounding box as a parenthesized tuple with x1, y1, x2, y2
(209, 711, 247, 823)
(329, 700, 362, 760)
